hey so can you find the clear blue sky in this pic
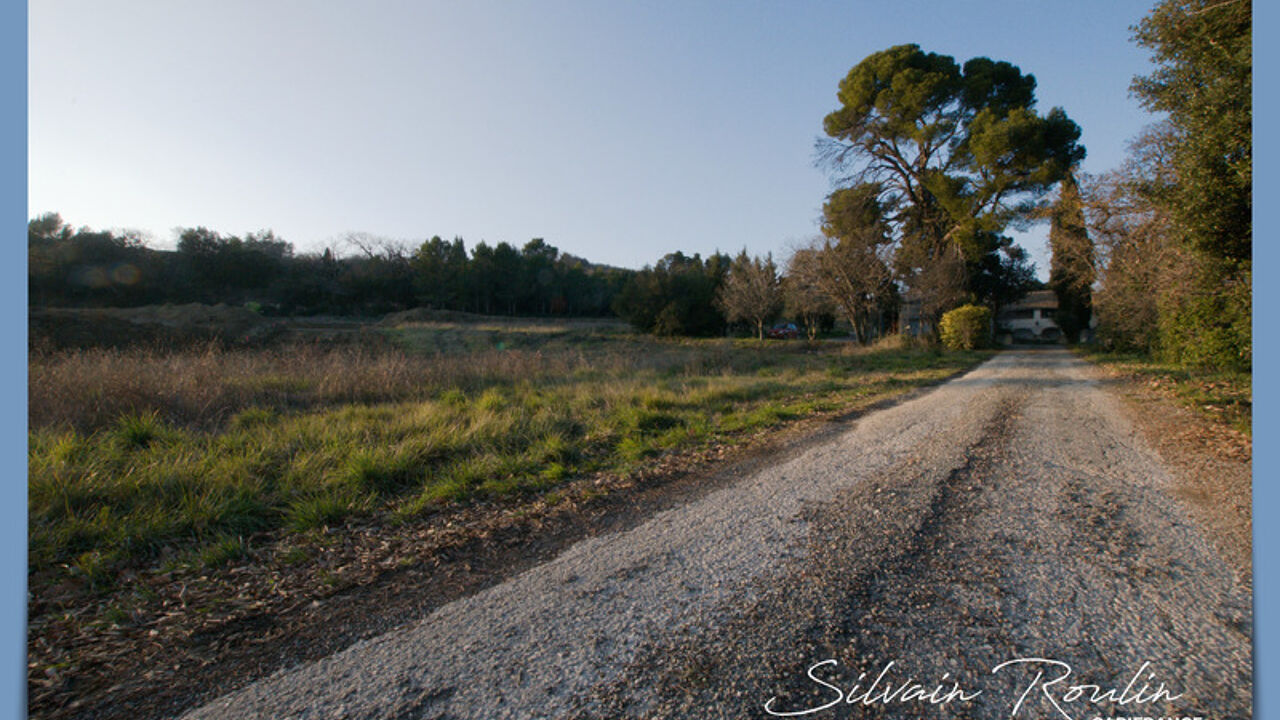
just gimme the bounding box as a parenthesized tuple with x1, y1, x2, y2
(29, 0, 1158, 278)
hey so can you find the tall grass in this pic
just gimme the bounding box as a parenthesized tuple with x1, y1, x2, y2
(32, 341, 616, 432)
(29, 324, 989, 586)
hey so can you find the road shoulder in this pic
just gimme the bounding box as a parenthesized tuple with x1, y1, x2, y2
(1089, 361, 1252, 586)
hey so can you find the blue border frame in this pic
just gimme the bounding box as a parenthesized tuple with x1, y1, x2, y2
(1253, 1, 1273, 714)
(3, 1, 26, 718)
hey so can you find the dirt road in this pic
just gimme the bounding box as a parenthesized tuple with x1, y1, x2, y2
(185, 349, 1251, 720)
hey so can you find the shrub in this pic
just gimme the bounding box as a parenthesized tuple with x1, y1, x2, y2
(1155, 258, 1250, 371)
(938, 305, 992, 350)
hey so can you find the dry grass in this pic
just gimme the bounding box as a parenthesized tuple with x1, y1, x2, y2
(29, 321, 831, 434)
(31, 341, 593, 432)
(29, 323, 990, 593)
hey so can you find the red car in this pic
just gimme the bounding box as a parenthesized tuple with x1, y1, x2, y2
(767, 322, 800, 339)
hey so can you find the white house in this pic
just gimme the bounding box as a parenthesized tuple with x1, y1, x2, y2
(995, 289, 1061, 344)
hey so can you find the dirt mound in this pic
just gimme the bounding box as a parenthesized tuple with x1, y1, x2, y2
(378, 307, 492, 326)
(30, 304, 286, 350)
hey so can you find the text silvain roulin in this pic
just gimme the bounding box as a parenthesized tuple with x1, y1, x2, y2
(763, 657, 1200, 720)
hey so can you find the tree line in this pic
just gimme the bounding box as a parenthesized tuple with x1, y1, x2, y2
(28, 216, 632, 318)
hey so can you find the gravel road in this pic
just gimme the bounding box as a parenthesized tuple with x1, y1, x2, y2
(185, 348, 1251, 720)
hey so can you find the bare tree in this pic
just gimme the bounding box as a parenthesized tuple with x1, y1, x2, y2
(1085, 161, 1175, 354)
(716, 250, 782, 340)
(826, 236, 893, 343)
(897, 237, 967, 339)
(340, 232, 411, 261)
(783, 245, 835, 342)
(808, 186, 898, 343)
(1086, 131, 1247, 364)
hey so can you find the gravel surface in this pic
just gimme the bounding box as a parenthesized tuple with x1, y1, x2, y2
(184, 349, 1251, 720)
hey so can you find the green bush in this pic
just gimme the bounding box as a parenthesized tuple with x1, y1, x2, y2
(1156, 259, 1250, 372)
(939, 305, 992, 350)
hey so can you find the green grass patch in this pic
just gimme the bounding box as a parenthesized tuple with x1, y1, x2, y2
(230, 407, 279, 430)
(285, 487, 370, 532)
(29, 330, 991, 587)
(199, 534, 250, 568)
(112, 411, 171, 450)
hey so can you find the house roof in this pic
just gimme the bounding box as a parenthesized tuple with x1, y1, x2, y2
(1004, 289, 1057, 310)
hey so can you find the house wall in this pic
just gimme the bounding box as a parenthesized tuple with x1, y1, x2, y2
(997, 307, 1061, 343)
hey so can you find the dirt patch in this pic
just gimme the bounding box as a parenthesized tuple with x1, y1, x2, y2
(379, 307, 498, 325)
(1096, 366, 1252, 586)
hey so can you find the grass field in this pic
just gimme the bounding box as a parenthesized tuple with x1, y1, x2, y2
(29, 318, 991, 595)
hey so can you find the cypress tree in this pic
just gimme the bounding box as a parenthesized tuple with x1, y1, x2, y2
(1048, 172, 1095, 343)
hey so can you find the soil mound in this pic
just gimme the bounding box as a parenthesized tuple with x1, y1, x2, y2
(30, 304, 286, 350)
(378, 307, 491, 325)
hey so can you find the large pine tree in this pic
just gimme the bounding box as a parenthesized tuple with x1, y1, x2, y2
(821, 44, 1085, 311)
